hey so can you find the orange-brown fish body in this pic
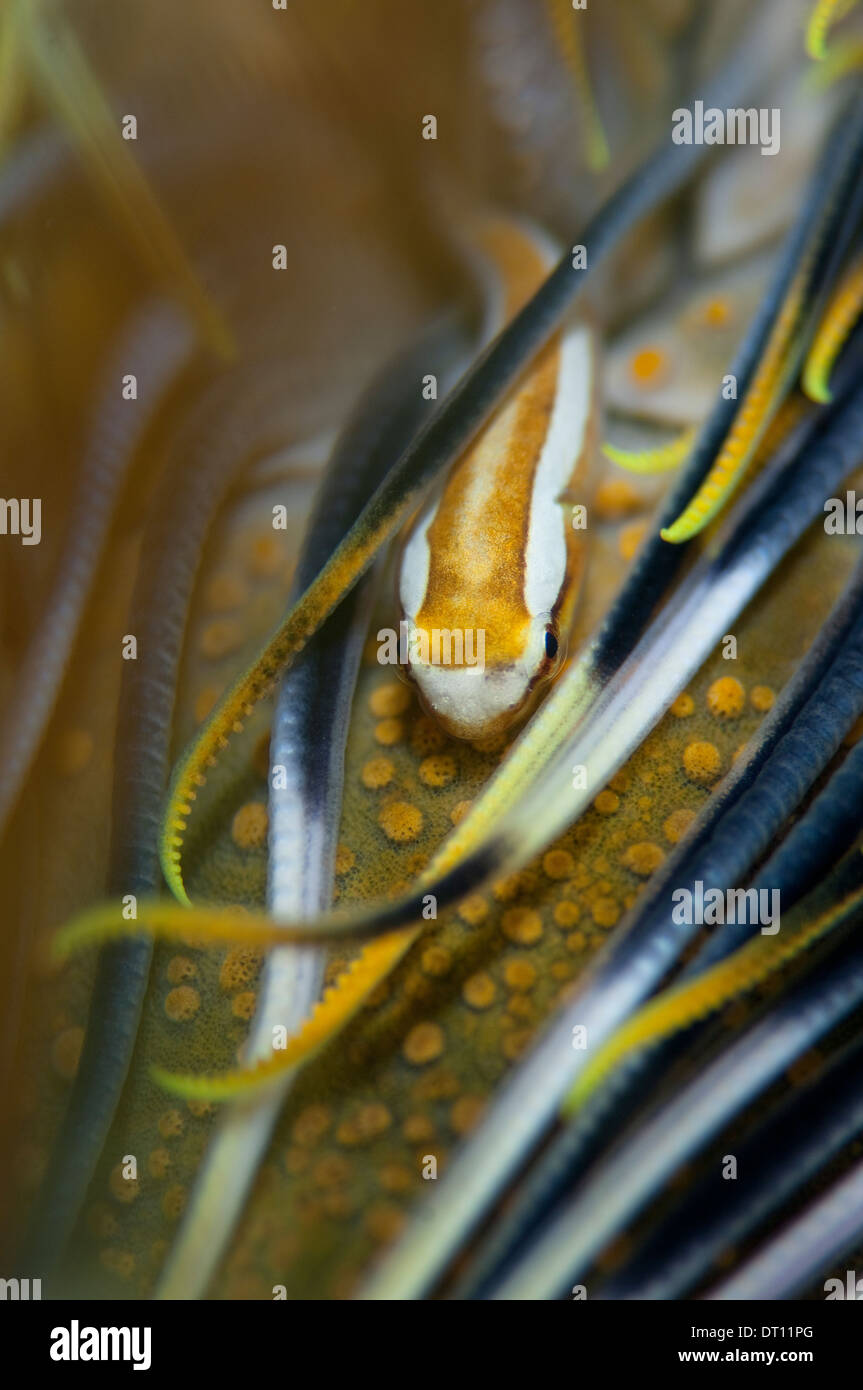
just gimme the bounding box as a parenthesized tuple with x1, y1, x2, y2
(398, 218, 597, 739)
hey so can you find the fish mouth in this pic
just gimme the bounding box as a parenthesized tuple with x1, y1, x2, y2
(407, 659, 549, 741)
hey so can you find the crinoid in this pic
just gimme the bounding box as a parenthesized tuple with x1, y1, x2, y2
(7, 0, 863, 1307)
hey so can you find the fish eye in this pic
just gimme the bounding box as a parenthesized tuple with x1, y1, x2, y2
(544, 629, 559, 661)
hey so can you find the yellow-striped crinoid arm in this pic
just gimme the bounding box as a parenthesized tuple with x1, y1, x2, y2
(604, 399, 806, 485)
(544, 0, 609, 171)
(806, 0, 860, 59)
(803, 253, 863, 403)
(603, 427, 696, 475)
(805, 36, 863, 89)
(562, 882, 863, 1117)
(50, 899, 306, 963)
(749, 391, 812, 471)
(660, 271, 807, 544)
(160, 213, 589, 902)
(151, 929, 419, 1100)
(50, 887, 424, 957)
(19, 0, 234, 360)
(160, 514, 387, 904)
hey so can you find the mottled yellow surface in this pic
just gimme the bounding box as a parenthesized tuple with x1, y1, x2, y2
(21, 473, 854, 1300)
(4, 0, 858, 1303)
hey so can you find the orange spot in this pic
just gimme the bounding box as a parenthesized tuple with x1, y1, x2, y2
(100, 1248, 135, 1279)
(554, 900, 582, 928)
(369, 682, 411, 717)
(450, 1095, 485, 1135)
(462, 972, 497, 1010)
(358, 1102, 393, 1139)
(292, 1105, 331, 1148)
(594, 478, 644, 521)
(334, 844, 356, 875)
(337, 1103, 391, 1145)
(322, 1189, 355, 1220)
(508, 995, 536, 1024)
(312, 1154, 351, 1187)
(619, 520, 648, 561)
(361, 756, 394, 790)
(542, 848, 575, 880)
(629, 346, 668, 388)
(493, 874, 520, 903)
(375, 718, 404, 746)
(671, 692, 694, 718)
(231, 990, 256, 1020)
(707, 676, 746, 719)
(404, 971, 433, 1005)
(502, 1028, 534, 1061)
(664, 807, 696, 844)
(450, 799, 472, 825)
(248, 534, 283, 578)
(166, 955, 196, 985)
(457, 894, 488, 925)
(161, 1184, 187, 1221)
(594, 789, 620, 814)
(472, 731, 509, 755)
(379, 800, 423, 842)
(164, 985, 200, 1022)
(410, 716, 448, 755)
(683, 740, 722, 785)
(419, 754, 457, 788)
(701, 297, 731, 328)
(403, 1022, 445, 1065)
(751, 684, 775, 713)
(199, 618, 242, 660)
(592, 897, 620, 928)
(231, 801, 268, 850)
(147, 1148, 171, 1180)
(421, 945, 452, 977)
(403, 1113, 435, 1144)
(187, 1099, 215, 1119)
(502, 906, 544, 945)
(219, 947, 262, 992)
(109, 1163, 139, 1203)
(158, 1108, 185, 1139)
(366, 1203, 406, 1244)
(380, 1164, 412, 1194)
(504, 958, 538, 991)
(550, 961, 574, 983)
(622, 841, 665, 877)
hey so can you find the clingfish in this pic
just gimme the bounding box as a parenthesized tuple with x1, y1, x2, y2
(397, 218, 597, 740)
